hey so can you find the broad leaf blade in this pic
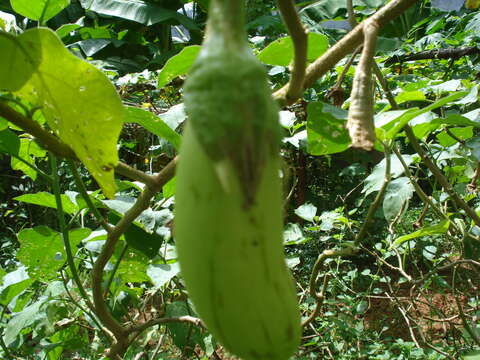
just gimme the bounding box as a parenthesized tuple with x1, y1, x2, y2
(15, 28, 124, 198)
(17, 226, 90, 280)
(10, 0, 70, 22)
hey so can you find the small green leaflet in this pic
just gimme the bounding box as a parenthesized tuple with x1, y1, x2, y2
(391, 220, 450, 248)
(14, 192, 78, 214)
(386, 91, 468, 139)
(257, 32, 329, 67)
(157, 45, 201, 89)
(124, 106, 181, 150)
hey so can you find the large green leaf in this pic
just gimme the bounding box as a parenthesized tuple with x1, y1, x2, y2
(114, 248, 150, 283)
(4, 300, 44, 345)
(109, 212, 163, 258)
(17, 226, 91, 280)
(146, 263, 180, 288)
(306, 101, 350, 155)
(124, 106, 181, 149)
(437, 127, 473, 147)
(13, 28, 124, 198)
(0, 32, 41, 91)
(10, 0, 70, 22)
(79, 0, 199, 29)
(0, 267, 33, 306)
(257, 32, 329, 67)
(157, 45, 201, 89)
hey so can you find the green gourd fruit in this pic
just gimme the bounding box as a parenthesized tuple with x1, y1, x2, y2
(174, 0, 301, 359)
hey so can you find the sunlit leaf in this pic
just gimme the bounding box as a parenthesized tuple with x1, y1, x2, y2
(13, 28, 124, 198)
(10, 0, 70, 22)
(383, 177, 414, 222)
(157, 46, 201, 89)
(258, 33, 328, 67)
(294, 203, 317, 222)
(386, 91, 467, 139)
(14, 192, 78, 214)
(17, 226, 91, 280)
(147, 263, 180, 288)
(363, 155, 414, 196)
(307, 102, 350, 155)
(124, 106, 181, 150)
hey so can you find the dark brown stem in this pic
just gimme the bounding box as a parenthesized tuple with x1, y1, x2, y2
(0, 101, 167, 187)
(0, 101, 75, 158)
(91, 160, 176, 342)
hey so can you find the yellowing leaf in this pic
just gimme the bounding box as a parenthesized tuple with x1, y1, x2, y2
(14, 28, 124, 198)
(466, 0, 480, 9)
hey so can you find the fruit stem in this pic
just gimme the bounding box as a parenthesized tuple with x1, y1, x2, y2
(204, 0, 248, 51)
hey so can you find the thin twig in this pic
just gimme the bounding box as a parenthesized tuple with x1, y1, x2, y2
(91, 159, 176, 352)
(128, 315, 203, 335)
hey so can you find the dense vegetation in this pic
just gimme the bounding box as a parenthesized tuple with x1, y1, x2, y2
(0, 0, 480, 359)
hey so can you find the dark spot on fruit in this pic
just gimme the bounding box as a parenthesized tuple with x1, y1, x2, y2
(286, 324, 294, 339)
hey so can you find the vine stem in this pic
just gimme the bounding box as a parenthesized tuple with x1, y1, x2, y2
(67, 159, 112, 233)
(49, 153, 95, 312)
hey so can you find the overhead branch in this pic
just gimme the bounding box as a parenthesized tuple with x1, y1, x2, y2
(0, 101, 173, 188)
(385, 46, 480, 66)
(273, 0, 420, 106)
(276, 0, 308, 102)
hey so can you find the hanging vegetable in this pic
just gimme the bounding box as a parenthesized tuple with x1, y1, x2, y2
(174, 0, 301, 359)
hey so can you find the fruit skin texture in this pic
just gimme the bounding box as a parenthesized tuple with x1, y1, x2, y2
(174, 1, 301, 358)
